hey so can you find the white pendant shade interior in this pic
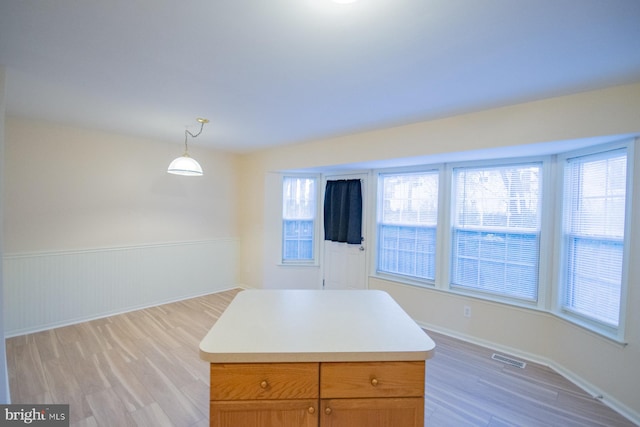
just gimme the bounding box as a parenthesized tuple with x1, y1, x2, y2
(168, 117, 208, 176)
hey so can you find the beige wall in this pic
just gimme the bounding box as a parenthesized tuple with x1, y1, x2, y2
(4, 118, 239, 253)
(238, 83, 640, 288)
(237, 83, 640, 421)
(3, 118, 242, 336)
(239, 83, 640, 174)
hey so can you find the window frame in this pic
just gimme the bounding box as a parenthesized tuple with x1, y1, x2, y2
(374, 166, 442, 287)
(447, 157, 548, 306)
(281, 174, 320, 265)
(553, 140, 634, 340)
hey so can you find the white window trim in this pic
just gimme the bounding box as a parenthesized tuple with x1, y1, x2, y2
(444, 155, 550, 308)
(551, 140, 634, 342)
(280, 173, 321, 266)
(373, 165, 443, 288)
(369, 141, 634, 343)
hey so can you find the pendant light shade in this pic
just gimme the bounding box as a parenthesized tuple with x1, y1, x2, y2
(168, 117, 208, 176)
(167, 154, 203, 176)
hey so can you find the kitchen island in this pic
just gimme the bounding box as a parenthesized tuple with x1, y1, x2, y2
(199, 289, 436, 427)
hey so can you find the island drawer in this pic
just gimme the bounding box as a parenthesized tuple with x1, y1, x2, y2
(210, 362, 319, 400)
(320, 361, 425, 398)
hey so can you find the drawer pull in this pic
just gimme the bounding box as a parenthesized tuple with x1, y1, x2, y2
(260, 380, 268, 389)
(324, 407, 332, 415)
(308, 407, 315, 414)
(371, 378, 379, 386)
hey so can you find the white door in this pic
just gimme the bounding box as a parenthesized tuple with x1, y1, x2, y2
(322, 173, 368, 290)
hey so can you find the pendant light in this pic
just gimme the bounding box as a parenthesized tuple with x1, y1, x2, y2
(167, 117, 209, 176)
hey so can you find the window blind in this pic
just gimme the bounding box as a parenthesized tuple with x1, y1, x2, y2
(282, 177, 316, 261)
(562, 149, 627, 327)
(451, 163, 541, 301)
(377, 171, 438, 281)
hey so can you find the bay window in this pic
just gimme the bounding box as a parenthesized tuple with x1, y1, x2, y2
(369, 140, 634, 340)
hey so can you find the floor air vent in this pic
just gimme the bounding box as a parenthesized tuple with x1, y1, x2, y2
(491, 353, 526, 369)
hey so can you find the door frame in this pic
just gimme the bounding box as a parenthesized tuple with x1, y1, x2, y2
(320, 171, 371, 290)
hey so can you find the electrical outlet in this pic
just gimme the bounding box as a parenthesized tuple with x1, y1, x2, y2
(464, 305, 471, 318)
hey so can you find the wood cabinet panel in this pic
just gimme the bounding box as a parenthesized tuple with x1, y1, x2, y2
(211, 399, 319, 427)
(320, 397, 424, 427)
(320, 361, 425, 398)
(209, 361, 426, 427)
(211, 363, 319, 400)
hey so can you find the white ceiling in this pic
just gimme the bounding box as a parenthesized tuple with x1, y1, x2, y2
(1, 0, 639, 153)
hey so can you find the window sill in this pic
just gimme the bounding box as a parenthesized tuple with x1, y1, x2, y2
(373, 271, 436, 289)
(278, 262, 320, 268)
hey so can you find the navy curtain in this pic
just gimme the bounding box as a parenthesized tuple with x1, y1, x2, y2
(324, 179, 362, 244)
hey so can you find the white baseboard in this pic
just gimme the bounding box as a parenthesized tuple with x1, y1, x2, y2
(417, 321, 640, 426)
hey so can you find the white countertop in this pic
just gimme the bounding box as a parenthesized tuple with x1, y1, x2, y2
(199, 289, 436, 363)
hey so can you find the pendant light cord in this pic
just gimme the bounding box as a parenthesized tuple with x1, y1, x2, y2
(183, 119, 206, 154)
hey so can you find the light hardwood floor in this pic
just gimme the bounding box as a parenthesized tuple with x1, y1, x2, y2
(6, 288, 635, 427)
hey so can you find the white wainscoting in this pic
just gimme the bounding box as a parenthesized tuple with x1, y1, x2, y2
(3, 239, 239, 337)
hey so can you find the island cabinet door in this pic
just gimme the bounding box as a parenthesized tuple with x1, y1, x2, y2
(319, 397, 424, 427)
(210, 399, 319, 427)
